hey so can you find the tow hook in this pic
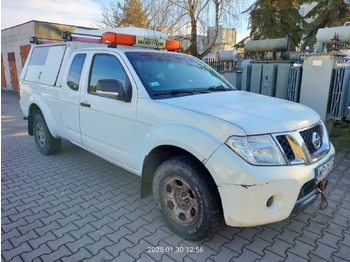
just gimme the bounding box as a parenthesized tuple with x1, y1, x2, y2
(317, 180, 328, 210)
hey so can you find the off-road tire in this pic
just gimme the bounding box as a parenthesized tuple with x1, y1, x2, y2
(153, 155, 223, 241)
(33, 113, 61, 155)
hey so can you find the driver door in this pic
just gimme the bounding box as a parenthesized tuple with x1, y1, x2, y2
(79, 52, 137, 170)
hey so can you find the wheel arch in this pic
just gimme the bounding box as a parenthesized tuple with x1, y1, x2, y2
(27, 93, 59, 138)
(28, 103, 42, 136)
(140, 145, 221, 208)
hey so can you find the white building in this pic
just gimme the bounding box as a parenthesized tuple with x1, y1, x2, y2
(179, 26, 237, 60)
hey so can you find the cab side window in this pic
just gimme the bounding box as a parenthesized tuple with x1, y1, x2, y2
(89, 54, 127, 99)
(67, 53, 86, 91)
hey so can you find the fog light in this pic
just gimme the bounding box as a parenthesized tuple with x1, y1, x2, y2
(266, 194, 283, 211)
(266, 196, 273, 207)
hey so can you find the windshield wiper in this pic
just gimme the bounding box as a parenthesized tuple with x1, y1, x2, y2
(194, 86, 232, 92)
(208, 85, 231, 91)
(153, 89, 210, 96)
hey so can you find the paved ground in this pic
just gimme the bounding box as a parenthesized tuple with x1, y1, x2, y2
(1, 90, 350, 262)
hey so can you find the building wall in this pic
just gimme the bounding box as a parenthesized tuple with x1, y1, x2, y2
(204, 27, 236, 60)
(179, 26, 237, 60)
(222, 28, 236, 46)
(1, 22, 35, 90)
(1, 20, 90, 90)
(35, 22, 79, 40)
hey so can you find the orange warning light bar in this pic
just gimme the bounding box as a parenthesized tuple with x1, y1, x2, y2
(102, 32, 135, 46)
(165, 39, 181, 50)
(101, 32, 181, 50)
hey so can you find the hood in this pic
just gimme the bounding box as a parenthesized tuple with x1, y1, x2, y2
(159, 91, 320, 135)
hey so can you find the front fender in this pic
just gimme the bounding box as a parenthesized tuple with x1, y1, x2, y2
(137, 122, 223, 173)
(29, 93, 59, 138)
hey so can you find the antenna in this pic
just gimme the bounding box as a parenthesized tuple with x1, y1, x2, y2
(153, 27, 160, 51)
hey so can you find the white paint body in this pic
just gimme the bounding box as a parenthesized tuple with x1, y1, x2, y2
(19, 41, 334, 227)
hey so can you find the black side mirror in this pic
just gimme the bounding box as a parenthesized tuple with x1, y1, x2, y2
(96, 78, 132, 102)
(96, 79, 125, 100)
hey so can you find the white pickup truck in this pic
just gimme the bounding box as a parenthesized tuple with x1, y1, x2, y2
(19, 27, 335, 241)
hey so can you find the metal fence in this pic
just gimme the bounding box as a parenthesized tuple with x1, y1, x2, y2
(204, 59, 234, 73)
(287, 65, 303, 102)
(329, 64, 350, 119)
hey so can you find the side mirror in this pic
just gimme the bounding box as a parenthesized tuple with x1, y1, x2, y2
(96, 79, 125, 99)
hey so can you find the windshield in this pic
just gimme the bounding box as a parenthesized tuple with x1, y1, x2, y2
(125, 51, 235, 99)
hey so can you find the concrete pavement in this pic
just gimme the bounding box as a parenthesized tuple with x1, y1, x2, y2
(1, 90, 350, 261)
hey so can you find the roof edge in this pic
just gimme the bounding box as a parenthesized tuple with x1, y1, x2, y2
(2, 20, 96, 32)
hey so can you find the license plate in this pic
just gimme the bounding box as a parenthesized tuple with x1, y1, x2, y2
(315, 156, 334, 184)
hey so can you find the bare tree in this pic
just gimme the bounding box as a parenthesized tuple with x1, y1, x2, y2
(97, 0, 241, 59)
(147, 0, 241, 58)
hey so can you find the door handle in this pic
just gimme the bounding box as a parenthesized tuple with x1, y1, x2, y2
(80, 102, 91, 108)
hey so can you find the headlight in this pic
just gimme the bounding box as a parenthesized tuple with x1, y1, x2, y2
(226, 135, 286, 166)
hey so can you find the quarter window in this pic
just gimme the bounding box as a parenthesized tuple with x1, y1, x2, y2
(67, 54, 86, 91)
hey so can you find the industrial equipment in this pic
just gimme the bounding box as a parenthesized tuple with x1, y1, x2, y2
(329, 63, 350, 119)
(316, 23, 350, 44)
(261, 64, 277, 96)
(287, 65, 302, 102)
(219, 49, 239, 62)
(300, 53, 346, 122)
(276, 63, 293, 100)
(245, 37, 290, 52)
(238, 23, 350, 127)
(250, 63, 263, 94)
(300, 23, 350, 123)
(243, 36, 294, 97)
(241, 64, 252, 91)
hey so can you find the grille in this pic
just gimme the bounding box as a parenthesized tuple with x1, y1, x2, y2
(297, 179, 315, 200)
(299, 124, 322, 155)
(276, 135, 295, 162)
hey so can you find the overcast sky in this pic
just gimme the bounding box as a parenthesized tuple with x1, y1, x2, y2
(1, 0, 250, 41)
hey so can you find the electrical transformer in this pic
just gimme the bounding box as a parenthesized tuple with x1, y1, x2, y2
(300, 53, 345, 122)
(261, 64, 277, 96)
(250, 63, 263, 94)
(241, 64, 252, 91)
(275, 63, 293, 99)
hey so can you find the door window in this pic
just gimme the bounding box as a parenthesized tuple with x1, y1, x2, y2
(89, 54, 127, 98)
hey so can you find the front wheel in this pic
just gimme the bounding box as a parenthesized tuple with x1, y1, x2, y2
(153, 155, 223, 241)
(33, 113, 61, 155)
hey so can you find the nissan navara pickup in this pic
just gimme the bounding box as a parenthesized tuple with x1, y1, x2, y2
(19, 27, 335, 240)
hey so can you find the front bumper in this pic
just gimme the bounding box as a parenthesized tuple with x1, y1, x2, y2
(205, 143, 335, 227)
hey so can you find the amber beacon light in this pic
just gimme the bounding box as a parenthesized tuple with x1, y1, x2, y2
(102, 32, 135, 46)
(165, 39, 181, 50)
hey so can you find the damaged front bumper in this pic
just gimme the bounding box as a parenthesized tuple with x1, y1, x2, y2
(205, 143, 335, 227)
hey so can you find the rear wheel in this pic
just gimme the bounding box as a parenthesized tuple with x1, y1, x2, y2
(33, 113, 61, 155)
(153, 155, 223, 241)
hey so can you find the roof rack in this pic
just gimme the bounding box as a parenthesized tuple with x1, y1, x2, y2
(29, 27, 181, 50)
(30, 31, 103, 44)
